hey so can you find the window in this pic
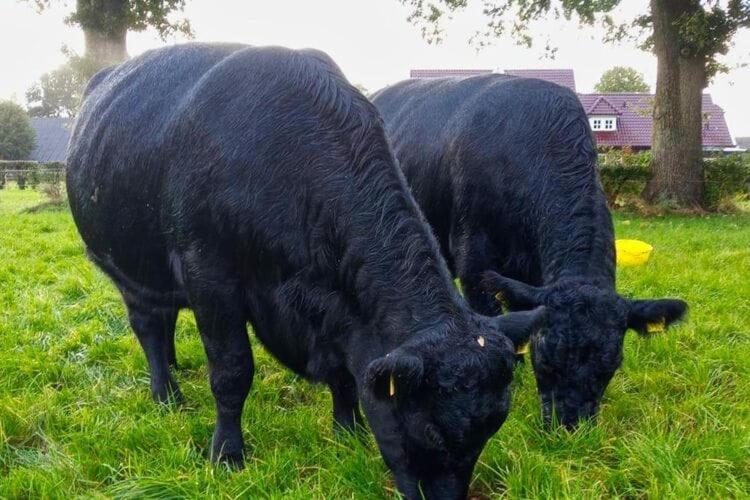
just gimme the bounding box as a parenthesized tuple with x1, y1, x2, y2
(589, 116, 617, 131)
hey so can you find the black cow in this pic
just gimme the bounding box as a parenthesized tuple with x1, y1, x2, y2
(371, 75, 687, 427)
(66, 44, 547, 499)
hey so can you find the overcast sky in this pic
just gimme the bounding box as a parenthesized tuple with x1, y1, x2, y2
(1, 0, 749, 137)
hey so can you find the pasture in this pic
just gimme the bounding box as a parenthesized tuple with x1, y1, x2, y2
(1, 186, 748, 498)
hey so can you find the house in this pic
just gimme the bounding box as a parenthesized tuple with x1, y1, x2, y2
(408, 68, 735, 151)
(28, 117, 73, 164)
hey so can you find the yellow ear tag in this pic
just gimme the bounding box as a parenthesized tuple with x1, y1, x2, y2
(494, 291, 509, 313)
(646, 318, 666, 334)
(389, 374, 396, 397)
(516, 342, 530, 355)
(477, 336, 486, 347)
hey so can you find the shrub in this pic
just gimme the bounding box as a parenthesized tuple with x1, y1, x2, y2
(704, 155, 750, 210)
(0, 101, 36, 160)
(597, 147, 652, 207)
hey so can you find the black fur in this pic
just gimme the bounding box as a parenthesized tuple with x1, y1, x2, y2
(67, 43, 547, 499)
(372, 75, 688, 427)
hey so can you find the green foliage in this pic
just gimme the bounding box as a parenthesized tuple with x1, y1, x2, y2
(1, 188, 749, 497)
(400, 1, 750, 76)
(704, 154, 750, 210)
(23, 0, 193, 39)
(0, 101, 36, 161)
(26, 50, 106, 118)
(597, 147, 652, 207)
(595, 66, 650, 93)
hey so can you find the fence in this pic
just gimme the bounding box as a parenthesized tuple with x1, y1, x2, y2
(0, 161, 65, 189)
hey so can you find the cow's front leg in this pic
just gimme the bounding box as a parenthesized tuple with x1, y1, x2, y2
(454, 230, 503, 317)
(329, 371, 363, 433)
(186, 270, 254, 468)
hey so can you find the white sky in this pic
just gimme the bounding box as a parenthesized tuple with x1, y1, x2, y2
(1, 0, 749, 137)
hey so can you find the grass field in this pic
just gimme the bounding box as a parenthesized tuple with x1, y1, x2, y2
(1, 185, 748, 499)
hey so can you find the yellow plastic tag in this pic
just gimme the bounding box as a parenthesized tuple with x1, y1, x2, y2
(516, 342, 530, 355)
(389, 374, 396, 397)
(494, 291, 509, 313)
(646, 318, 666, 334)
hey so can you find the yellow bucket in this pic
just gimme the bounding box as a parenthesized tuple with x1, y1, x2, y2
(615, 239, 653, 267)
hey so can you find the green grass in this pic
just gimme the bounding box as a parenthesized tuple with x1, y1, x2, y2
(1, 185, 749, 498)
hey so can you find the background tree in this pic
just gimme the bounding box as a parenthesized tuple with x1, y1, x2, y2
(595, 66, 651, 93)
(25, 52, 95, 117)
(400, 0, 750, 208)
(23, 0, 193, 67)
(0, 101, 36, 160)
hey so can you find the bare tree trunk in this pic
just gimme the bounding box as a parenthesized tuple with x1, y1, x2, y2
(84, 28, 128, 66)
(76, 0, 129, 67)
(645, 0, 706, 208)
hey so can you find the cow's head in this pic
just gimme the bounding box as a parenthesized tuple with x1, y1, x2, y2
(482, 271, 687, 428)
(361, 307, 546, 500)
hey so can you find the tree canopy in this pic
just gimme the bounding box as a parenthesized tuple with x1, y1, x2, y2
(26, 52, 97, 117)
(0, 101, 36, 161)
(23, 0, 193, 41)
(401, 1, 750, 79)
(595, 66, 650, 93)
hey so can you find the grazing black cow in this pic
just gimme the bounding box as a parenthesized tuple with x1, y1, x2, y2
(67, 44, 548, 499)
(371, 75, 687, 427)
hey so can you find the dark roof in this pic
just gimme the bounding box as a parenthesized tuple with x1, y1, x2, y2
(29, 117, 73, 163)
(578, 93, 734, 149)
(409, 69, 493, 79)
(503, 69, 576, 92)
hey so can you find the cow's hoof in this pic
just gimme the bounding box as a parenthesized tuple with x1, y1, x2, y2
(151, 378, 184, 406)
(211, 428, 245, 469)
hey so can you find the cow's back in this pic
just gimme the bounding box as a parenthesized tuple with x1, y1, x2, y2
(67, 44, 249, 294)
(67, 43, 389, 299)
(372, 75, 603, 283)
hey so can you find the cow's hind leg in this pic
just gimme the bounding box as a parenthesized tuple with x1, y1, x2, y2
(126, 302, 183, 404)
(329, 371, 363, 433)
(184, 262, 253, 467)
(165, 324, 178, 368)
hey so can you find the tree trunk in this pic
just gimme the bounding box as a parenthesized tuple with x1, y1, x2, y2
(645, 0, 707, 208)
(84, 28, 128, 66)
(76, 0, 129, 67)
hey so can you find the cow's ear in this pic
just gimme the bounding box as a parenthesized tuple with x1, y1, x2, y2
(493, 306, 547, 351)
(627, 299, 688, 336)
(365, 352, 424, 401)
(481, 271, 543, 311)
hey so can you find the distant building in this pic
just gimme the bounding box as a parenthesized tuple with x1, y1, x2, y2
(28, 117, 73, 164)
(735, 137, 750, 150)
(408, 68, 735, 151)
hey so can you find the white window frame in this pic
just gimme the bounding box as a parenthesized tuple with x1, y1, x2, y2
(589, 115, 617, 131)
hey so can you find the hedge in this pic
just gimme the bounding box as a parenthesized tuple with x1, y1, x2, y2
(597, 147, 651, 207)
(704, 155, 750, 209)
(597, 148, 749, 209)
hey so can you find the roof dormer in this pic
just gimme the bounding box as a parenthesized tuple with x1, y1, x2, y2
(589, 115, 618, 131)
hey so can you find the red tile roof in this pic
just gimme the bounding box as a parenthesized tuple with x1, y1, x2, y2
(407, 68, 734, 149)
(578, 93, 734, 148)
(585, 96, 621, 116)
(410, 69, 493, 79)
(503, 69, 576, 92)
